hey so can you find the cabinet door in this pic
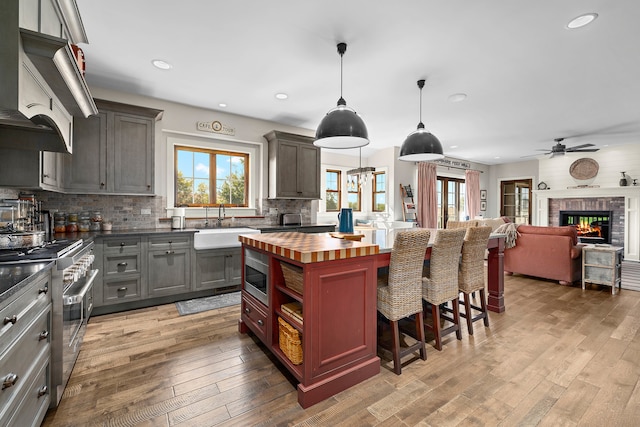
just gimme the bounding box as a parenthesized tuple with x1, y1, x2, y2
(196, 248, 242, 290)
(148, 248, 191, 296)
(41, 151, 62, 189)
(112, 113, 154, 194)
(65, 111, 107, 192)
(276, 141, 301, 198)
(297, 143, 320, 198)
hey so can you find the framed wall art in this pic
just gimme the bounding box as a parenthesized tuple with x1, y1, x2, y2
(480, 190, 487, 200)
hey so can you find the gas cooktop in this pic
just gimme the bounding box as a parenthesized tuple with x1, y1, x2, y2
(0, 239, 83, 263)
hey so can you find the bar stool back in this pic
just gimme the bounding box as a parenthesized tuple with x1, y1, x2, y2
(422, 228, 466, 350)
(377, 229, 431, 374)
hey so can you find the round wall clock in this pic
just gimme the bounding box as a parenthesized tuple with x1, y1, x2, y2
(537, 181, 548, 190)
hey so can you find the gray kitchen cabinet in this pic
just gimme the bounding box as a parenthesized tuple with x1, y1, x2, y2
(0, 264, 52, 427)
(265, 130, 320, 199)
(195, 247, 242, 291)
(0, 149, 64, 192)
(93, 236, 144, 308)
(64, 99, 162, 195)
(147, 234, 192, 297)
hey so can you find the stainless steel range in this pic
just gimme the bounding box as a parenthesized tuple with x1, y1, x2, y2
(0, 238, 97, 407)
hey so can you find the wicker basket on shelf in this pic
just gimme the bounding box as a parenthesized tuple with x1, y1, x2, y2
(281, 262, 304, 294)
(278, 317, 303, 365)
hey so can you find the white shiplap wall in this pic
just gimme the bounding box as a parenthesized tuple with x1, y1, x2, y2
(538, 143, 640, 190)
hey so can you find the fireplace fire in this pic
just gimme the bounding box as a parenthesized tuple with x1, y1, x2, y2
(559, 210, 612, 244)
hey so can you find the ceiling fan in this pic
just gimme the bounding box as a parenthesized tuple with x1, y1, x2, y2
(528, 137, 600, 158)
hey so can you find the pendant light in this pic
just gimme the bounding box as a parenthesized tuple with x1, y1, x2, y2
(398, 79, 444, 161)
(314, 42, 369, 149)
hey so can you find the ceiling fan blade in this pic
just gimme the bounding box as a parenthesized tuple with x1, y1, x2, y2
(566, 143, 595, 150)
(567, 148, 599, 152)
(520, 152, 550, 158)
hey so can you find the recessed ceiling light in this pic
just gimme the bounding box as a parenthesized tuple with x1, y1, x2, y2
(448, 93, 467, 103)
(567, 13, 598, 29)
(275, 93, 288, 100)
(151, 59, 172, 70)
(450, 145, 458, 149)
(494, 156, 501, 159)
(218, 103, 227, 108)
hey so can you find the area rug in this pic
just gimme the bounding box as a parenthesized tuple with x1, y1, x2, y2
(175, 291, 241, 315)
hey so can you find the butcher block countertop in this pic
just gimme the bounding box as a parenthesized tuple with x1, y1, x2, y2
(238, 231, 379, 263)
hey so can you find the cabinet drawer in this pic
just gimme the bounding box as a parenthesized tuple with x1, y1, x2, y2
(2, 354, 49, 427)
(104, 253, 141, 275)
(103, 276, 142, 304)
(103, 237, 142, 252)
(0, 273, 50, 356)
(148, 234, 192, 249)
(241, 294, 267, 341)
(0, 305, 50, 414)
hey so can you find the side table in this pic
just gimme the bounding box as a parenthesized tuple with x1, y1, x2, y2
(582, 244, 623, 295)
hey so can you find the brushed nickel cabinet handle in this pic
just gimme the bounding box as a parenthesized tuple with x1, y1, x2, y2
(39, 287, 48, 294)
(120, 242, 126, 246)
(117, 262, 128, 267)
(38, 385, 48, 398)
(39, 330, 50, 341)
(3, 315, 17, 325)
(100, 182, 105, 187)
(257, 319, 264, 326)
(118, 287, 127, 292)
(2, 373, 18, 390)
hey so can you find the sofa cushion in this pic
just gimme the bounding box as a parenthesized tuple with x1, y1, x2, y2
(516, 225, 579, 245)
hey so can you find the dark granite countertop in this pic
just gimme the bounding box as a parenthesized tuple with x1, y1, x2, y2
(0, 261, 54, 305)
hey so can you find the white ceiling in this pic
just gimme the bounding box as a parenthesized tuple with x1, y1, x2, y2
(75, 0, 640, 165)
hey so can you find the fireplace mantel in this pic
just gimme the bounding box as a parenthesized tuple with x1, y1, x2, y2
(534, 186, 640, 199)
(534, 187, 640, 262)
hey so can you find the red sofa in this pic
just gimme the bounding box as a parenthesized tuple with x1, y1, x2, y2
(503, 225, 584, 285)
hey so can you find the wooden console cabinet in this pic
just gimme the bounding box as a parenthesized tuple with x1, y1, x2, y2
(238, 232, 380, 408)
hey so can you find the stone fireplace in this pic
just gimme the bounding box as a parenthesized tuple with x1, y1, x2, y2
(549, 197, 624, 247)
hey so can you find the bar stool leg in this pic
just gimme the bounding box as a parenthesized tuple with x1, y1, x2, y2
(463, 293, 474, 335)
(431, 304, 443, 351)
(390, 320, 402, 374)
(453, 299, 462, 340)
(415, 311, 427, 360)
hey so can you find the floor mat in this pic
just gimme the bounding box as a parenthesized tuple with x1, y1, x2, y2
(175, 291, 241, 315)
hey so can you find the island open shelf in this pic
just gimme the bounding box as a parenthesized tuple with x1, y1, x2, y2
(238, 232, 380, 408)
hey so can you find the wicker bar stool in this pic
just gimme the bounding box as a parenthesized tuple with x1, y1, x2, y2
(377, 229, 431, 374)
(422, 228, 466, 351)
(458, 226, 492, 335)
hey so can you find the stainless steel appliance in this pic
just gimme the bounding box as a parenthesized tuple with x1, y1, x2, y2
(280, 213, 302, 226)
(244, 248, 269, 305)
(0, 238, 97, 407)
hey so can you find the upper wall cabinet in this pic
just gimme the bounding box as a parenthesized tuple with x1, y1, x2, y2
(264, 131, 320, 199)
(64, 99, 163, 195)
(0, 149, 64, 192)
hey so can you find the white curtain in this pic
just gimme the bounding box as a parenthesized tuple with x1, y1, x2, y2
(417, 162, 438, 228)
(465, 169, 481, 219)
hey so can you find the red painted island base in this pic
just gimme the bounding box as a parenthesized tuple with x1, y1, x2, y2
(238, 241, 380, 408)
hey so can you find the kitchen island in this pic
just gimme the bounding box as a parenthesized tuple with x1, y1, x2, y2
(238, 232, 381, 408)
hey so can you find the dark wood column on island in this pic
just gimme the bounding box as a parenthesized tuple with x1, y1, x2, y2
(238, 232, 381, 408)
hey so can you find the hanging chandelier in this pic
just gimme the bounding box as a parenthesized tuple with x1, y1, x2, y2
(314, 42, 369, 149)
(398, 78, 444, 161)
(347, 147, 375, 190)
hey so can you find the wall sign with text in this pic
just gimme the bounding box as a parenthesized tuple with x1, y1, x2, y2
(197, 120, 235, 136)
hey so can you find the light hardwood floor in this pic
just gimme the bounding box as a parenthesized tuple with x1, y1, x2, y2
(43, 274, 640, 427)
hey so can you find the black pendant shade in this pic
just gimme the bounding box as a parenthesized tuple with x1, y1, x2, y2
(314, 43, 369, 149)
(398, 79, 444, 161)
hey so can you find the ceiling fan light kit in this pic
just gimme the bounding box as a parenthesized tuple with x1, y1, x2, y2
(314, 42, 370, 149)
(398, 79, 444, 161)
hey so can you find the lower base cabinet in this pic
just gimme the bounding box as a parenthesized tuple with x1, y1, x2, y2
(0, 264, 52, 427)
(195, 248, 242, 291)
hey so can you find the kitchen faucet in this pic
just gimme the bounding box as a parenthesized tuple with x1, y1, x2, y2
(217, 204, 225, 227)
(204, 206, 209, 228)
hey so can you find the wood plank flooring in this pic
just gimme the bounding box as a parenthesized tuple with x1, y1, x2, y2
(42, 274, 640, 426)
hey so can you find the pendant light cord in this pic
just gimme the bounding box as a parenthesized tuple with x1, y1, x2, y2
(417, 79, 426, 130)
(337, 43, 347, 106)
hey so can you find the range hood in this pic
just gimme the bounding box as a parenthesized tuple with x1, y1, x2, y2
(0, 0, 98, 154)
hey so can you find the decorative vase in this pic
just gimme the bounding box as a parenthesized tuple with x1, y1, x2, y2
(620, 172, 628, 187)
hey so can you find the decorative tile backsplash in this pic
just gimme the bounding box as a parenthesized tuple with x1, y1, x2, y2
(23, 190, 313, 230)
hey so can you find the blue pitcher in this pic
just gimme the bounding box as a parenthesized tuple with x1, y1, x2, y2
(338, 208, 354, 233)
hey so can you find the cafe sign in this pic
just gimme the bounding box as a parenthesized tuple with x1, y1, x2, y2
(197, 120, 235, 136)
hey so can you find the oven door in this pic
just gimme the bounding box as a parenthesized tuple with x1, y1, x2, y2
(244, 249, 268, 305)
